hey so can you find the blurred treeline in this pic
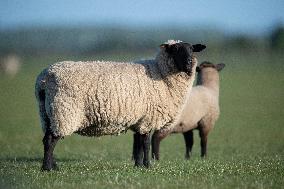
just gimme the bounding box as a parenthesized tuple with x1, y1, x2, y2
(0, 24, 283, 56)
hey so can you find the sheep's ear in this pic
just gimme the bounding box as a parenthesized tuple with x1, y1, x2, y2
(216, 63, 225, 71)
(192, 44, 206, 52)
(160, 43, 175, 54)
(196, 66, 201, 72)
(160, 44, 169, 49)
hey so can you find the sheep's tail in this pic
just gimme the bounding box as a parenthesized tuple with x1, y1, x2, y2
(35, 69, 49, 133)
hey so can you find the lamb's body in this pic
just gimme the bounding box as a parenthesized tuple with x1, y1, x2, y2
(35, 41, 206, 171)
(151, 62, 225, 160)
(36, 58, 195, 137)
(171, 85, 219, 133)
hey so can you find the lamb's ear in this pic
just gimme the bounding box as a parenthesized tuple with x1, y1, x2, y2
(192, 44, 206, 52)
(216, 63, 225, 71)
(196, 66, 201, 72)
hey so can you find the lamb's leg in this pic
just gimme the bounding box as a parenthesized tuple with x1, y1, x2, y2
(183, 130, 194, 159)
(142, 133, 151, 168)
(132, 133, 139, 161)
(42, 128, 60, 171)
(151, 131, 168, 160)
(198, 122, 209, 158)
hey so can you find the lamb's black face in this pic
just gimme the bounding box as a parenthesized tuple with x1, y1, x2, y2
(161, 42, 206, 75)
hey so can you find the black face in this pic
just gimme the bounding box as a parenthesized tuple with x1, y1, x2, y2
(161, 42, 206, 75)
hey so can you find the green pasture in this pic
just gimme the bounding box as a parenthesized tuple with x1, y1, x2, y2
(0, 51, 283, 188)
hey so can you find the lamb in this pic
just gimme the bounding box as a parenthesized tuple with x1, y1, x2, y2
(151, 61, 225, 160)
(35, 40, 206, 171)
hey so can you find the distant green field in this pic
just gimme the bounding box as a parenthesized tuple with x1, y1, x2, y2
(0, 52, 284, 189)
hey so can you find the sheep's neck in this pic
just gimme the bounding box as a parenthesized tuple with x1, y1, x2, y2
(159, 63, 196, 108)
(157, 59, 194, 93)
(197, 71, 220, 95)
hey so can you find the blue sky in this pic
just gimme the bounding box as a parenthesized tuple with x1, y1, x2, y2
(1, 0, 284, 35)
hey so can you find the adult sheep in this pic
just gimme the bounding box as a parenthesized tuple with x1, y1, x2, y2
(35, 40, 206, 171)
(151, 61, 225, 160)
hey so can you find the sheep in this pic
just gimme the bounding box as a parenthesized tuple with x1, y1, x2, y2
(151, 61, 225, 160)
(35, 40, 206, 171)
(0, 54, 21, 77)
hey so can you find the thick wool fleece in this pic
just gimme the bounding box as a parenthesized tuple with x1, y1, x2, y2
(35, 51, 198, 137)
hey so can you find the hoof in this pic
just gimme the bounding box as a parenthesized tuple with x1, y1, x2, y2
(41, 165, 52, 171)
(41, 162, 59, 171)
(134, 162, 144, 167)
(143, 161, 150, 168)
(41, 166, 59, 172)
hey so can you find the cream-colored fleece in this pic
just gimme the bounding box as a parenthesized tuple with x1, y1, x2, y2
(35, 50, 198, 137)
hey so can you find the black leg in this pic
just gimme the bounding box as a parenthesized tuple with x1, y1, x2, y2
(200, 131, 207, 158)
(134, 133, 151, 168)
(143, 133, 151, 168)
(151, 131, 161, 160)
(151, 130, 169, 160)
(132, 133, 139, 161)
(42, 128, 60, 171)
(134, 133, 144, 167)
(183, 130, 194, 159)
(198, 123, 208, 158)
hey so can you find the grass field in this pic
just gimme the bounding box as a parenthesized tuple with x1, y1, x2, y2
(0, 51, 284, 188)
